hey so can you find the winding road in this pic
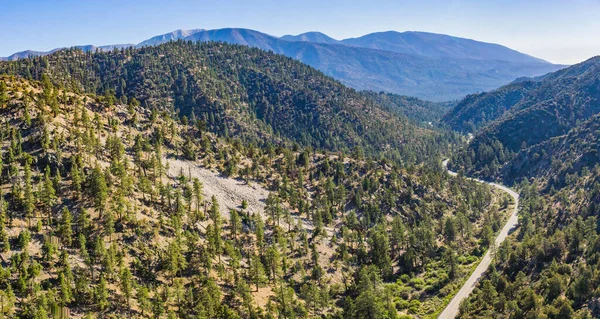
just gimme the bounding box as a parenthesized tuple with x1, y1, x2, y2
(438, 160, 519, 319)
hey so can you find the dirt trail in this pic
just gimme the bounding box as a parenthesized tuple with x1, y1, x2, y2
(438, 160, 520, 319)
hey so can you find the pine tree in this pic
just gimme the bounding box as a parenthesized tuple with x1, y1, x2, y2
(265, 193, 282, 227)
(229, 209, 242, 244)
(249, 252, 267, 292)
(369, 227, 392, 279)
(23, 159, 34, 227)
(40, 165, 57, 219)
(152, 287, 166, 318)
(209, 195, 221, 226)
(70, 161, 82, 198)
(88, 165, 108, 217)
(77, 209, 91, 237)
(0, 283, 15, 317)
(119, 266, 133, 307)
(59, 272, 73, 306)
(209, 196, 222, 262)
(265, 246, 281, 283)
(0, 200, 9, 252)
(136, 285, 151, 316)
(0, 81, 8, 108)
(58, 207, 73, 247)
(166, 239, 187, 281)
(193, 178, 203, 218)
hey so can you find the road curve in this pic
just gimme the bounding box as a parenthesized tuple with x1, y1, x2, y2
(438, 160, 519, 319)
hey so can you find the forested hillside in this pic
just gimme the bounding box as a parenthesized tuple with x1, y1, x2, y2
(0, 41, 459, 165)
(442, 80, 541, 133)
(444, 57, 600, 319)
(0, 75, 509, 318)
(501, 114, 600, 189)
(458, 168, 600, 319)
(448, 56, 600, 180)
(361, 91, 453, 125)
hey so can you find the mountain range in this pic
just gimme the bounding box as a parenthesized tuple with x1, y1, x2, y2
(3, 19, 600, 319)
(1, 28, 565, 101)
(0, 39, 499, 318)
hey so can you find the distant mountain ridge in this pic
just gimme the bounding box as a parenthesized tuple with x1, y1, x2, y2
(280, 31, 340, 44)
(137, 28, 205, 46)
(2, 43, 134, 61)
(340, 31, 547, 63)
(1, 28, 566, 101)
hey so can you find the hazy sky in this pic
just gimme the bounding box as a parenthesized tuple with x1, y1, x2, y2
(1, 0, 599, 64)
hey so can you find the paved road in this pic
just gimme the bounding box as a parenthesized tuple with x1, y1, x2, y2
(438, 160, 519, 319)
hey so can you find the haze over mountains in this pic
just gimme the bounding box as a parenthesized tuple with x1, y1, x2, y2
(1, 28, 565, 101)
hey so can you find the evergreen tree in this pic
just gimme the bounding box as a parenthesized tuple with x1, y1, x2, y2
(119, 266, 133, 307)
(249, 253, 267, 292)
(95, 274, 109, 311)
(40, 165, 57, 218)
(58, 207, 73, 247)
(23, 159, 34, 227)
(0, 81, 8, 107)
(88, 165, 108, 216)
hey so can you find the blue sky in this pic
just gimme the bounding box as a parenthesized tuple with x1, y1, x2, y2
(1, 0, 599, 64)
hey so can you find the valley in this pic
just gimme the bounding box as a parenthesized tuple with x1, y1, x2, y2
(0, 56, 510, 318)
(439, 160, 519, 319)
(445, 56, 600, 319)
(1, 4, 600, 318)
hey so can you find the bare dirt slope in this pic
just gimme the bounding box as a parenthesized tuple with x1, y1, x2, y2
(165, 157, 269, 216)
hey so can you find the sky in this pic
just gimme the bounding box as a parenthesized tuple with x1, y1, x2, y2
(1, 0, 599, 64)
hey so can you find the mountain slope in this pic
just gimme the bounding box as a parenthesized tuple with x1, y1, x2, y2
(446, 58, 600, 318)
(361, 91, 453, 124)
(280, 31, 340, 44)
(450, 59, 600, 319)
(137, 28, 205, 46)
(443, 80, 542, 132)
(0, 41, 457, 164)
(0, 74, 507, 318)
(2, 28, 565, 101)
(458, 163, 600, 318)
(179, 29, 565, 101)
(450, 56, 600, 182)
(341, 31, 548, 63)
(455, 97, 600, 319)
(503, 113, 600, 188)
(164, 29, 565, 101)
